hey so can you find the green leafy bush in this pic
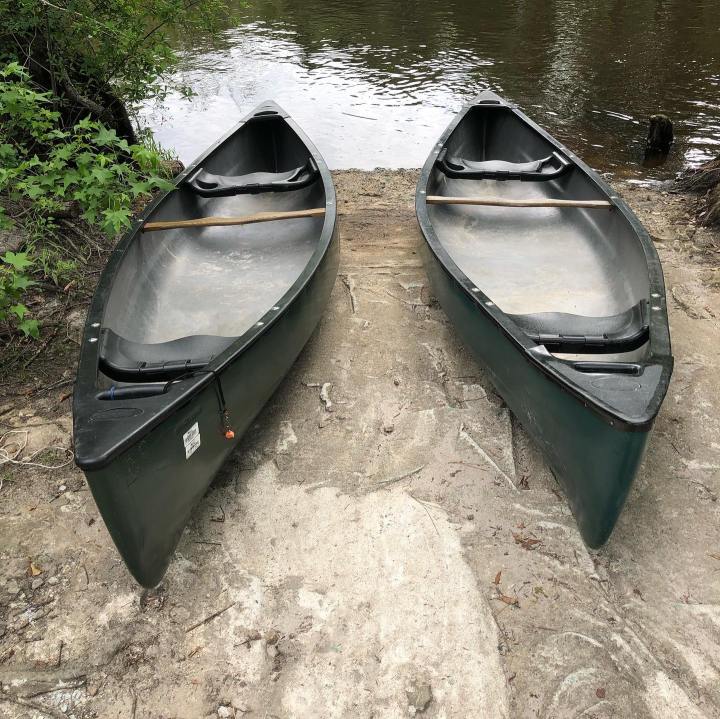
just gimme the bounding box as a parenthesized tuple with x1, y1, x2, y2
(0, 250, 37, 337)
(0, 63, 175, 336)
(1, 63, 174, 235)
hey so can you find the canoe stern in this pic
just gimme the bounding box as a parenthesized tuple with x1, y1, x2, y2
(422, 240, 652, 548)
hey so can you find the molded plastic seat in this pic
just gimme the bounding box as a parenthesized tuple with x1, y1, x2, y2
(436, 148, 570, 180)
(99, 329, 235, 381)
(187, 157, 319, 197)
(509, 300, 649, 353)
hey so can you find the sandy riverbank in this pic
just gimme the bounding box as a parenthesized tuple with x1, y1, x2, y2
(1, 171, 719, 719)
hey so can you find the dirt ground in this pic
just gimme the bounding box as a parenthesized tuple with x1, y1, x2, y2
(1, 171, 719, 719)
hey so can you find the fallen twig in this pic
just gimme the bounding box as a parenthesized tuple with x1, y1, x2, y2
(408, 492, 440, 536)
(29, 377, 74, 397)
(340, 274, 358, 313)
(371, 464, 425, 490)
(185, 601, 237, 633)
(23, 325, 60, 370)
(458, 423, 517, 492)
(25, 676, 86, 699)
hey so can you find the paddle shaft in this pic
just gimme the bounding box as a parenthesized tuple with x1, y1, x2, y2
(425, 196, 612, 209)
(142, 207, 326, 232)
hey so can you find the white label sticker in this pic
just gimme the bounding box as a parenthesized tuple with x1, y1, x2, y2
(183, 422, 201, 459)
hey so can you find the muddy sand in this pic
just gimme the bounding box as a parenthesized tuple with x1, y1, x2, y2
(1, 171, 719, 719)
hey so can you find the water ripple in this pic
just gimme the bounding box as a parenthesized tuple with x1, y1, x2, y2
(140, 0, 720, 173)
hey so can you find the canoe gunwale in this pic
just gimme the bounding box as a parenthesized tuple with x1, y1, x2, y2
(416, 93, 673, 432)
(73, 100, 337, 471)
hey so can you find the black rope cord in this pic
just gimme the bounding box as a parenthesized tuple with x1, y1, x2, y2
(163, 369, 235, 439)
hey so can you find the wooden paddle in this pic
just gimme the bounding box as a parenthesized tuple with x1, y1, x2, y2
(425, 196, 612, 209)
(142, 207, 326, 232)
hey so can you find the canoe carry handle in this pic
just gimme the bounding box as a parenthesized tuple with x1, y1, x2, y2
(142, 207, 326, 233)
(425, 196, 612, 209)
(572, 362, 643, 375)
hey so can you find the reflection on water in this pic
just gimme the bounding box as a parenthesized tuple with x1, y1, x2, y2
(140, 0, 720, 176)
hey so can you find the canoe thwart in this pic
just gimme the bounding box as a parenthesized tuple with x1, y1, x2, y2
(510, 300, 649, 353)
(186, 156, 319, 197)
(436, 148, 571, 181)
(425, 196, 612, 209)
(143, 207, 326, 232)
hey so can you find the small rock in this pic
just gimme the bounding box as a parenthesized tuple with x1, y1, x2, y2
(382, 422, 394, 434)
(5, 580, 20, 595)
(31, 578, 44, 590)
(320, 382, 333, 412)
(274, 454, 292, 471)
(265, 630, 281, 645)
(58, 484, 67, 492)
(217, 706, 234, 718)
(393, 377, 401, 386)
(48, 576, 59, 586)
(466, 513, 475, 520)
(87, 683, 99, 697)
(406, 681, 433, 714)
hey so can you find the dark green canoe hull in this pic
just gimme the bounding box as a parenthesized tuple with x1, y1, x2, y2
(85, 226, 338, 587)
(422, 245, 650, 547)
(416, 92, 672, 547)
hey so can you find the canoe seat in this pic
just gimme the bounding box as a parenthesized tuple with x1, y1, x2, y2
(436, 148, 570, 181)
(98, 329, 235, 381)
(187, 156, 319, 197)
(509, 300, 649, 353)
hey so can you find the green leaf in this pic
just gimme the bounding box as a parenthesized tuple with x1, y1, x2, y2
(91, 166, 115, 184)
(92, 126, 120, 146)
(0, 143, 16, 162)
(18, 318, 40, 339)
(11, 274, 34, 291)
(9, 303, 27, 320)
(2, 251, 33, 271)
(101, 208, 132, 235)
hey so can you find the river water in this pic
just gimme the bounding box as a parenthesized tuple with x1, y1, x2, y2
(141, 0, 720, 179)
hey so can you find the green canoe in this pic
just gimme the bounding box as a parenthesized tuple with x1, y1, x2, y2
(73, 101, 338, 587)
(416, 91, 673, 547)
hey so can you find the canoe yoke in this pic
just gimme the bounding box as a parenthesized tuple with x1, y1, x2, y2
(98, 328, 234, 383)
(186, 156, 319, 197)
(509, 300, 649, 353)
(436, 148, 571, 181)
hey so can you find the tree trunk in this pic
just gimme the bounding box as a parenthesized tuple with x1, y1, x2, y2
(18, 32, 137, 144)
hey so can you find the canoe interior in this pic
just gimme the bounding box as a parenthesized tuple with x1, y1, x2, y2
(103, 115, 326, 349)
(427, 105, 651, 340)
